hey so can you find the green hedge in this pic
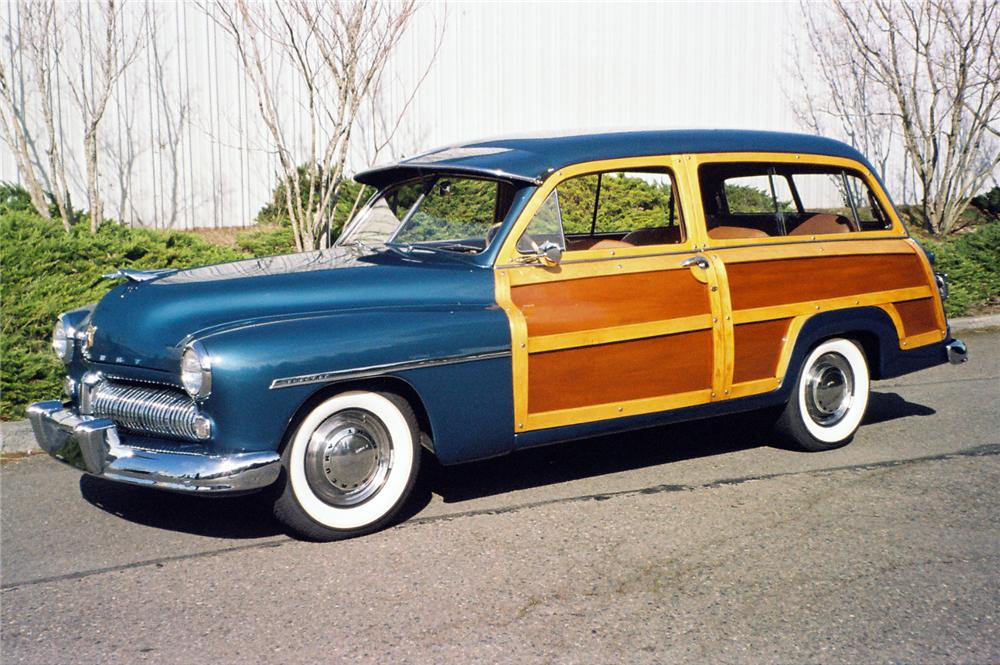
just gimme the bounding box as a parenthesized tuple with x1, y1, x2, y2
(918, 221, 1000, 317)
(1, 206, 244, 419)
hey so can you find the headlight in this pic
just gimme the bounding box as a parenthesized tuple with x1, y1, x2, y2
(180, 342, 212, 399)
(52, 318, 72, 363)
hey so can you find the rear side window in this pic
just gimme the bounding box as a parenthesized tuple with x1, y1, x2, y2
(699, 163, 892, 239)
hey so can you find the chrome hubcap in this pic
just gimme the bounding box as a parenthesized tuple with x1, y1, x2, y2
(804, 352, 854, 427)
(304, 409, 392, 507)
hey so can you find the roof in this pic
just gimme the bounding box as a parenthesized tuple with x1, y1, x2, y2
(354, 129, 872, 189)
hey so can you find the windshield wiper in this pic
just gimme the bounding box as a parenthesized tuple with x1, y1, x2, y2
(435, 243, 482, 253)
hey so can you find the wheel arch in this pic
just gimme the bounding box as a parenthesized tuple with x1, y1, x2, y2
(781, 307, 900, 394)
(277, 376, 435, 457)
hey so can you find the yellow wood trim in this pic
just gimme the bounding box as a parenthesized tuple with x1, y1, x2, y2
(774, 315, 809, 386)
(905, 237, 948, 332)
(493, 268, 530, 430)
(903, 329, 948, 349)
(708, 238, 914, 263)
(495, 154, 699, 265)
(878, 300, 947, 350)
(708, 253, 735, 397)
(733, 286, 934, 325)
(522, 388, 713, 432)
(503, 253, 694, 287)
(878, 303, 905, 340)
(678, 153, 710, 249)
(728, 378, 782, 399)
(526, 314, 713, 354)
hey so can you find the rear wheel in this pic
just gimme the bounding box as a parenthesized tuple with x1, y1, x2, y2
(273, 390, 420, 541)
(775, 338, 870, 451)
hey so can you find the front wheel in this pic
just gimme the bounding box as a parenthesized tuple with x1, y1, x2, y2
(273, 390, 421, 541)
(775, 338, 870, 452)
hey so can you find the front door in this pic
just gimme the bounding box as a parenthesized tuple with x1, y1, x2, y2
(494, 157, 726, 432)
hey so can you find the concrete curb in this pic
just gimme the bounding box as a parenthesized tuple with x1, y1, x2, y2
(1, 420, 38, 454)
(2, 315, 997, 455)
(950, 313, 1000, 333)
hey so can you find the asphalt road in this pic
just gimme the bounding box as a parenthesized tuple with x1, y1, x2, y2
(2, 332, 998, 664)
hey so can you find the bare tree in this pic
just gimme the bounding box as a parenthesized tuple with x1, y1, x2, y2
(8, 0, 76, 230)
(64, 0, 146, 232)
(211, 0, 432, 250)
(0, 56, 52, 220)
(794, 0, 999, 234)
(788, 4, 897, 185)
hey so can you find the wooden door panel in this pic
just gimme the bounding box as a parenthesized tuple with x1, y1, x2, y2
(726, 254, 927, 310)
(527, 329, 714, 413)
(511, 270, 709, 336)
(501, 258, 720, 431)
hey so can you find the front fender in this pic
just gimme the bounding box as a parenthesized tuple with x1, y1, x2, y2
(195, 305, 513, 460)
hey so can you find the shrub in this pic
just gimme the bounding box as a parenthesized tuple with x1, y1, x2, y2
(255, 167, 372, 242)
(970, 186, 1000, 219)
(919, 221, 1000, 317)
(0, 210, 244, 419)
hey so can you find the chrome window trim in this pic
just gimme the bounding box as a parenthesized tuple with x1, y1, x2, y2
(269, 350, 511, 390)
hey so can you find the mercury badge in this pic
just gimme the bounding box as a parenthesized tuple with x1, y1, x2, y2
(83, 324, 97, 354)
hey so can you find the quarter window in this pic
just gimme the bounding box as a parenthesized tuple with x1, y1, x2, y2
(699, 163, 892, 239)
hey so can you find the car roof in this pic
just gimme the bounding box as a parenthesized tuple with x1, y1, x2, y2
(354, 129, 873, 189)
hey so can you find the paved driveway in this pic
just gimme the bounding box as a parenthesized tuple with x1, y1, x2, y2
(2, 332, 998, 664)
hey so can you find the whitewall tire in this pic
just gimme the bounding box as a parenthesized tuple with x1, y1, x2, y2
(776, 338, 870, 452)
(273, 390, 421, 541)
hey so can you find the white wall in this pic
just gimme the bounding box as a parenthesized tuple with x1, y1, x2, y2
(2, 1, 914, 229)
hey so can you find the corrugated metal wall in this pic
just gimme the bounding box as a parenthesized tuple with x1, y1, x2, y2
(1, 1, 918, 229)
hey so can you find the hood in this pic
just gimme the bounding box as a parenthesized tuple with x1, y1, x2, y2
(87, 247, 493, 372)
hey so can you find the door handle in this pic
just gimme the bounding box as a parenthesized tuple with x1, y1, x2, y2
(682, 256, 710, 270)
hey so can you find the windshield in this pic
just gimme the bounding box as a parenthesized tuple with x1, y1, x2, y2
(338, 176, 515, 254)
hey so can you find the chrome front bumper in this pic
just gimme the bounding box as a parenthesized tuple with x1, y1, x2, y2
(26, 401, 281, 493)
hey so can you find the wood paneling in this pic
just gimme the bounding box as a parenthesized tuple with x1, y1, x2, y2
(732, 319, 791, 384)
(512, 270, 709, 336)
(527, 330, 713, 413)
(726, 254, 926, 310)
(894, 298, 941, 337)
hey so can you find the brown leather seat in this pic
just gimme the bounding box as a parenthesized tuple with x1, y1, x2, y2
(707, 225, 769, 239)
(621, 226, 683, 246)
(590, 239, 634, 249)
(788, 214, 851, 236)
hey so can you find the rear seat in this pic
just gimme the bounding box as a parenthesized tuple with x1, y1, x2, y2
(788, 214, 851, 235)
(707, 226, 769, 239)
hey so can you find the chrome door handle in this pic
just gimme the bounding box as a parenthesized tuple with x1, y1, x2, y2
(682, 256, 710, 270)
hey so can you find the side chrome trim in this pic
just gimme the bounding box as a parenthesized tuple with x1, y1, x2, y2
(269, 350, 512, 390)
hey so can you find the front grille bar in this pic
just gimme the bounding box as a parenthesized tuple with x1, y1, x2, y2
(86, 379, 203, 441)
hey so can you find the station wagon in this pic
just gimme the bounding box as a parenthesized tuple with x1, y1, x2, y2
(28, 130, 967, 540)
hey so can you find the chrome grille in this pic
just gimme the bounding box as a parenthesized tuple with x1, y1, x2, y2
(87, 380, 205, 441)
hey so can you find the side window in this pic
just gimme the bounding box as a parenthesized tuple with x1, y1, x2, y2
(518, 168, 686, 252)
(700, 163, 892, 240)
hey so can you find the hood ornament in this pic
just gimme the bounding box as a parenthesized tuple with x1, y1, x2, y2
(102, 268, 177, 283)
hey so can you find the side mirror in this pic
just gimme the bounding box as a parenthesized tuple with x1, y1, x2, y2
(535, 240, 563, 267)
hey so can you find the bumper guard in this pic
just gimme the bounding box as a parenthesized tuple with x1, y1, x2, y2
(26, 401, 281, 493)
